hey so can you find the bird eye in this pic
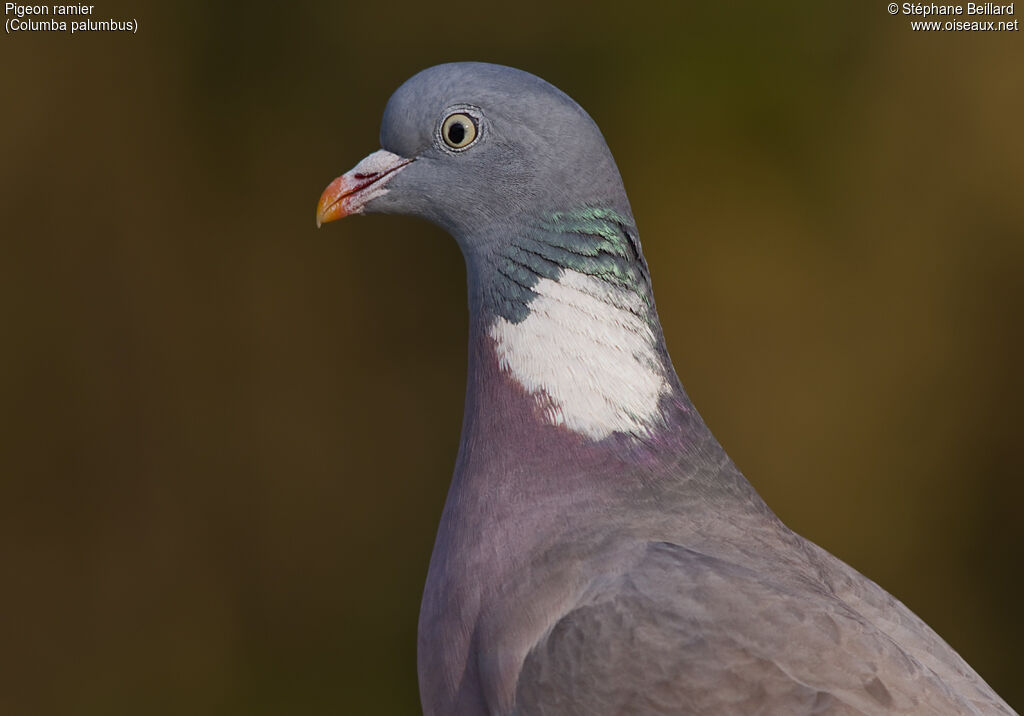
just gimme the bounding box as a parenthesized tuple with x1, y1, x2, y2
(441, 113, 478, 150)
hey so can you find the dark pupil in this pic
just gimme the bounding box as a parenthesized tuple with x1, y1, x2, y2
(448, 121, 466, 144)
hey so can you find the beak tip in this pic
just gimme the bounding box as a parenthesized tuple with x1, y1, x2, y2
(316, 175, 349, 228)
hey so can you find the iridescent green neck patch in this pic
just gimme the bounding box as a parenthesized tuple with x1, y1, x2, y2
(485, 207, 652, 324)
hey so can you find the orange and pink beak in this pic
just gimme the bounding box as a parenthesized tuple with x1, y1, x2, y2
(316, 150, 414, 227)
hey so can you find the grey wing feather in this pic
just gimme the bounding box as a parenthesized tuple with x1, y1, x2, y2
(514, 541, 1014, 716)
(800, 539, 1015, 715)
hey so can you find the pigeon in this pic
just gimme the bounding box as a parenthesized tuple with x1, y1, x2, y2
(316, 63, 1015, 716)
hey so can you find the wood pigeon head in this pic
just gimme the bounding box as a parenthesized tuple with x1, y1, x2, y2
(316, 62, 634, 254)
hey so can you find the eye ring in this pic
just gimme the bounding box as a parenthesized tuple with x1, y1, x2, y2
(440, 112, 479, 150)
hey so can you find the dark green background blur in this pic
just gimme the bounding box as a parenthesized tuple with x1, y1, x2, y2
(2, 1, 1021, 713)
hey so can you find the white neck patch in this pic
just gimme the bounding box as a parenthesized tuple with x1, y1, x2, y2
(488, 270, 670, 440)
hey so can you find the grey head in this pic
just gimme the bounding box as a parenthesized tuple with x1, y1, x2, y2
(320, 63, 632, 241)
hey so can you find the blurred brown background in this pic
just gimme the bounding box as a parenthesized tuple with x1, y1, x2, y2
(1, 1, 1021, 713)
